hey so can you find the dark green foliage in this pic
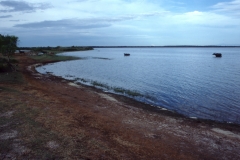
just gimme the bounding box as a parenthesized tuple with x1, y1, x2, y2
(0, 34, 18, 57)
(30, 54, 80, 62)
(74, 78, 88, 83)
(18, 46, 93, 54)
(73, 78, 151, 99)
(91, 81, 110, 89)
(113, 87, 143, 97)
(0, 34, 19, 71)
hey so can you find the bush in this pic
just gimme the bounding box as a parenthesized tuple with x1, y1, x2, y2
(0, 63, 9, 72)
(0, 58, 18, 72)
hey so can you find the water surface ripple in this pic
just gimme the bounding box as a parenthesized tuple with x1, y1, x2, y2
(36, 47, 240, 124)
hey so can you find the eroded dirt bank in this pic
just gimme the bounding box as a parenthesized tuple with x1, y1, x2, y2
(1, 55, 240, 159)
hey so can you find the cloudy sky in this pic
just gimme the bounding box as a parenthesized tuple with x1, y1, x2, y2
(0, 0, 240, 46)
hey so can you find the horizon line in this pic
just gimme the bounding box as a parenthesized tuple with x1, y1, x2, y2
(19, 45, 240, 48)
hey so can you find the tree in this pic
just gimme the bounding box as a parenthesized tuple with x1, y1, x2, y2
(0, 34, 19, 71)
(0, 34, 18, 59)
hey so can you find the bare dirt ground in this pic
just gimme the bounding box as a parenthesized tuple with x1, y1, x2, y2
(1, 55, 240, 159)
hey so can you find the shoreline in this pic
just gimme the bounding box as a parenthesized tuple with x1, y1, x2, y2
(1, 55, 240, 159)
(36, 54, 240, 126)
(35, 62, 240, 127)
(34, 64, 240, 127)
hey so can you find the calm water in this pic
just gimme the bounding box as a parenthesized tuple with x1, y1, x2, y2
(37, 47, 240, 124)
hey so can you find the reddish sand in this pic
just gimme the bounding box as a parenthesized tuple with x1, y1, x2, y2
(1, 55, 240, 159)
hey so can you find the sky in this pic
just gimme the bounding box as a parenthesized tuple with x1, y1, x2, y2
(0, 0, 240, 47)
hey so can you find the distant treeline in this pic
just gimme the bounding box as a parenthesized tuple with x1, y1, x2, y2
(90, 45, 240, 48)
(18, 46, 94, 52)
(18, 45, 240, 51)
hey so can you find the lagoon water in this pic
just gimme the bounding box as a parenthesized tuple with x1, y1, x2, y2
(36, 47, 240, 124)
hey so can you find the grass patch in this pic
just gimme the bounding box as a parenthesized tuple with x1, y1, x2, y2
(92, 57, 112, 60)
(0, 56, 23, 83)
(0, 57, 19, 72)
(113, 87, 125, 93)
(124, 89, 143, 97)
(0, 86, 18, 92)
(18, 46, 93, 54)
(91, 81, 110, 89)
(0, 97, 63, 158)
(0, 57, 18, 63)
(0, 116, 11, 126)
(0, 96, 70, 159)
(65, 74, 75, 78)
(14, 105, 64, 159)
(73, 78, 156, 100)
(29, 54, 80, 62)
(0, 63, 8, 71)
(113, 87, 143, 97)
(74, 77, 88, 83)
(74, 78, 149, 98)
(0, 100, 17, 112)
(0, 139, 12, 153)
(0, 72, 24, 84)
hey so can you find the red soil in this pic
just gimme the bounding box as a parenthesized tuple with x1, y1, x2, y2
(1, 55, 240, 159)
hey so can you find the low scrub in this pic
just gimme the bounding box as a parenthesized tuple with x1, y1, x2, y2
(0, 58, 18, 72)
(73, 78, 149, 99)
(91, 81, 110, 90)
(30, 54, 80, 62)
(0, 63, 8, 72)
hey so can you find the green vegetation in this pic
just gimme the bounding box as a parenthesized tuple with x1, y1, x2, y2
(0, 34, 18, 58)
(16, 106, 62, 159)
(22, 46, 92, 63)
(0, 34, 19, 71)
(92, 57, 111, 60)
(0, 98, 63, 159)
(30, 54, 81, 62)
(0, 57, 18, 72)
(89, 80, 144, 97)
(74, 78, 88, 83)
(18, 46, 93, 54)
(113, 87, 143, 97)
(73, 78, 152, 99)
(0, 72, 24, 84)
(91, 81, 110, 90)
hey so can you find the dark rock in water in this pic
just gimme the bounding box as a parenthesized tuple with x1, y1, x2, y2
(213, 53, 222, 57)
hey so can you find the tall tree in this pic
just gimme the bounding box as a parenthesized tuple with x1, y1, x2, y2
(0, 34, 19, 71)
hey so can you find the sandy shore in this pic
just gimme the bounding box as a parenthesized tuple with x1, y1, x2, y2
(1, 55, 240, 159)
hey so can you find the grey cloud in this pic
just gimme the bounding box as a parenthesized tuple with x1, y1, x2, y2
(0, 15, 12, 18)
(212, 0, 240, 16)
(13, 11, 166, 29)
(107, 11, 168, 21)
(71, 0, 98, 2)
(14, 19, 111, 29)
(141, 11, 169, 17)
(95, 11, 166, 22)
(0, 0, 52, 12)
(13, 16, 138, 29)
